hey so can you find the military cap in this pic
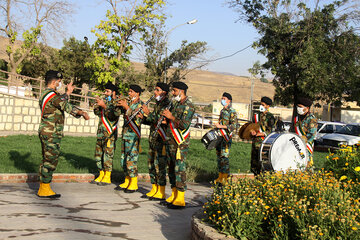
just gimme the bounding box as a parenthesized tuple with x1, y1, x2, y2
(297, 97, 313, 107)
(172, 81, 188, 90)
(261, 96, 273, 106)
(222, 92, 232, 101)
(156, 82, 170, 92)
(129, 84, 144, 93)
(104, 82, 118, 93)
(45, 70, 63, 80)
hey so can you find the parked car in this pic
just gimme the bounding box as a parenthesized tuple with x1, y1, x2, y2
(314, 121, 345, 145)
(317, 124, 360, 150)
(191, 113, 213, 129)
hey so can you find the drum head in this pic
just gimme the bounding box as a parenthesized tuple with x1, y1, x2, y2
(261, 133, 308, 172)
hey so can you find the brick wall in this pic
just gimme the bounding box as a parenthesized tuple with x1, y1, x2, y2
(0, 93, 210, 138)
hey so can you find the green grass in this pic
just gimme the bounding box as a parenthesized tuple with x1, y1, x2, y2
(0, 135, 328, 182)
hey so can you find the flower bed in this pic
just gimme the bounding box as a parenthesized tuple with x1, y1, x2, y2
(203, 169, 360, 239)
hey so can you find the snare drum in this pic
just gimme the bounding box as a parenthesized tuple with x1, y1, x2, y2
(260, 132, 309, 172)
(201, 129, 223, 150)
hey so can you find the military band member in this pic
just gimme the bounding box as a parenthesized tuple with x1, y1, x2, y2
(140, 82, 171, 200)
(114, 84, 144, 193)
(214, 92, 237, 184)
(250, 96, 275, 175)
(161, 81, 195, 209)
(90, 82, 119, 185)
(291, 97, 318, 167)
(37, 70, 89, 198)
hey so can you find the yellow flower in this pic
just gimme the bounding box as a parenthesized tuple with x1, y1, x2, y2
(352, 227, 358, 231)
(354, 167, 360, 172)
(340, 176, 347, 181)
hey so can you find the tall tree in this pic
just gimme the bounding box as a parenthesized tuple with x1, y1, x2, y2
(229, 0, 360, 106)
(57, 37, 94, 87)
(0, 0, 73, 83)
(86, 0, 166, 90)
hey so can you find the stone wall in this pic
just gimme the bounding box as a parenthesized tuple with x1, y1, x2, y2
(0, 93, 210, 138)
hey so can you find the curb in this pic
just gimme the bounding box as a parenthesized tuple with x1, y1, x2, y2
(191, 210, 235, 240)
(0, 173, 254, 184)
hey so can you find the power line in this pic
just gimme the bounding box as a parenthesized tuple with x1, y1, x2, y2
(194, 44, 253, 63)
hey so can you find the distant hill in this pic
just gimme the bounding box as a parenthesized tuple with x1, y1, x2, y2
(0, 36, 275, 104)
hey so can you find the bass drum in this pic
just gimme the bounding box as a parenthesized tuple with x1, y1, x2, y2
(260, 132, 309, 172)
(201, 129, 223, 150)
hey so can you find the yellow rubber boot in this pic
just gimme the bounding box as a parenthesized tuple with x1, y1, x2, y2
(90, 170, 104, 184)
(150, 185, 166, 200)
(145, 184, 158, 197)
(37, 183, 61, 199)
(168, 190, 185, 209)
(162, 187, 177, 205)
(98, 171, 111, 185)
(214, 173, 223, 184)
(124, 177, 138, 193)
(221, 173, 229, 185)
(115, 176, 130, 191)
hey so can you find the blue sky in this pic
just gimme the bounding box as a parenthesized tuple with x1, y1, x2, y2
(63, 0, 267, 77)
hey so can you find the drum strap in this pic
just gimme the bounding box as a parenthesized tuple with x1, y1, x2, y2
(102, 109, 118, 135)
(169, 121, 190, 159)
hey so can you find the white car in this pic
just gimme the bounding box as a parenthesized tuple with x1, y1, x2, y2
(191, 113, 212, 129)
(320, 124, 360, 149)
(315, 121, 345, 144)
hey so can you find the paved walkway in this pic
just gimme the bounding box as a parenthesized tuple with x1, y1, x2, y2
(0, 182, 212, 240)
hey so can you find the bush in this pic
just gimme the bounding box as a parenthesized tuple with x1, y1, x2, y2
(203, 171, 360, 239)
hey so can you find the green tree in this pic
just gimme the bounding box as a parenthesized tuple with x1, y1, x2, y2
(229, 0, 360, 106)
(86, 0, 166, 90)
(57, 37, 94, 87)
(0, 0, 73, 83)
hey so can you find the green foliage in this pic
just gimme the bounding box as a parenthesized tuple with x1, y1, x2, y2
(230, 0, 360, 106)
(57, 37, 95, 87)
(260, 77, 268, 83)
(324, 144, 360, 197)
(87, 0, 166, 90)
(18, 43, 58, 79)
(204, 170, 360, 239)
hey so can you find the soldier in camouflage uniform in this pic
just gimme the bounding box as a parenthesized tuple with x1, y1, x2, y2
(250, 96, 275, 175)
(37, 70, 89, 198)
(291, 97, 318, 168)
(140, 82, 171, 200)
(90, 82, 119, 185)
(161, 81, 195, 209)
(214, 92, 237, 184)
(114, 84, 144, 193)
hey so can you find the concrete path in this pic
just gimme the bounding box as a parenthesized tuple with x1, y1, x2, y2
(0, 182, 212, 240)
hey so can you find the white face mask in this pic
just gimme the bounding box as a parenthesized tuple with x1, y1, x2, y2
(297, 106, 306, 115)
(259, 105, 266, 112)
(155, 95, 162, 102)
(56, 81, 62, 91)
(173, 94, 181, 102)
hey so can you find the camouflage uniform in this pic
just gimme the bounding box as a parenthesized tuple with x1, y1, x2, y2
(292, 113, 318, 163)
(93, 98, 119, 172)
(38, 88, 81, 183)
(142, 97, 171, 186)
(216, 106, 237, 174)
(114, 100, 144, 178)
(251, 111, 275, 175)
(165, 98, 195, 192)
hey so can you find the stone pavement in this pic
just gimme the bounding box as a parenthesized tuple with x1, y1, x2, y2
(0, 182, 212, 240)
